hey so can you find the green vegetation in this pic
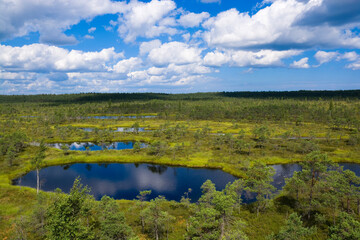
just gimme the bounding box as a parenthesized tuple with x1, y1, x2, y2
(1, 91, 360, 239)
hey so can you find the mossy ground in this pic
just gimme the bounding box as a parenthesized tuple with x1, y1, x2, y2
(1, 116, 359, 239)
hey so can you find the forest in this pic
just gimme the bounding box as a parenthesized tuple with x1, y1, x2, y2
(0, 90, 360, 239)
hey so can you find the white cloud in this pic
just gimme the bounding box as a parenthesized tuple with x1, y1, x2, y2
(159, 17, 177, 27)
(127, 70, 149, 81)
(200, 0, 221, 3)
(203, 49, 301, 67)
(88, 27, 96, 33)
(231, 49, 301, 67)
(182, 33, 191, 42)
(313, 51, 360, 70)
(117, 0, 177, 43)
(110, 20, 117, 26)
(0, 71, 36, 81)
(340, 52, 360, 70)
(314, 51, 338, 65)
(147, 41, 203, 66)
(84, 35, 94, 39)
(204, 51, 230, 66)
(127, 62, 210, 87)
(165, 63, 211, 74)
(139, 40, 162, 55)
(346, 61, 360, 70)
(55, 48, 123, 71)
(203, 0, 360, 50)
(147, 67, 166, 75)
(290, 57, 310, 68)
(104, 26, 113, 32)
(0, 44, 124, 72)
(178, 12, 210, 28)
(112, 57, 143, 74)
(339, 52, 359, 62)
(0, 0, 126, 45)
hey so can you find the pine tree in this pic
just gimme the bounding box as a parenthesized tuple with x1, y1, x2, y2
(142, 196, 174, 240)
(245, 161, 275, 216)
(46, 178, 95, 240)
(31, 140, 46, 194)
(99, 196, 133, 240)
(267, 213, 315, 240)
(329, 212, 360, 240)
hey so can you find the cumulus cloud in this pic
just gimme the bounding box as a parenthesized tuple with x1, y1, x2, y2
(314, 51, 338, 65)
(290, 57, 310, 68)
(88, 27, 96, 33)
(84, 35, 94, 39)
(296, 0, 360, 26)
(203, 51, 230, 67)
(0, 42, 209, 92)
(2, 0, 360, 94)
(231, 49, 301, 67)
(178, 12, 210, 28)
(0, 0, 125, 45)
(112, 57, 143, 73)
(339, 51, 359, 62)
(313, 51, 360, 69)
(0, 44, 124, 72)
(117, 0, 177, 43)
(204, 49, 301, 67)
(147, 41, 203, 66)
(182, 33, 191, 42)
(0, 71, 36, 81)
(346, 61, 360, 70)
(340, 52, 360, 70)
(127, 62, 211, 86)
(203, 0, 360, 50)
(139, 39, 162, 55)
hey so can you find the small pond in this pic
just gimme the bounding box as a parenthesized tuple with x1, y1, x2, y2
(13, 163, 360, 202)
(80, 127, 148, 133)
(48, 142, 147, 151)
(87, 116, 156, 119)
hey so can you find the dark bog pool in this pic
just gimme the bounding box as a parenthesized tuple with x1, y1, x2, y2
(80, 127, 148, 132)
(48, 142, 146, 151)
(14, 163, 236, 201)
(13, 163, 360, 202)
(87, 116, 156, 119)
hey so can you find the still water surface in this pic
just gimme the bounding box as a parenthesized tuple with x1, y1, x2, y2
(80, 127, 148, 132)
(87, 116, 156, 119)
(48, 142, 147, 151)
(13, 163, 360, 202)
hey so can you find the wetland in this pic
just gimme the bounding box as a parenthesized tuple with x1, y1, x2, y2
(1, 91, 360, 240)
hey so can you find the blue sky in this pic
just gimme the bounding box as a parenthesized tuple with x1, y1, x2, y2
(0, 0, 359, 94)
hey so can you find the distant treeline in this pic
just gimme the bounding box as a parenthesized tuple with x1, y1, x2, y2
(1, 90, 360, 103)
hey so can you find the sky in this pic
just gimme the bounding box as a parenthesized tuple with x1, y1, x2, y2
(0, 0, 360, 94)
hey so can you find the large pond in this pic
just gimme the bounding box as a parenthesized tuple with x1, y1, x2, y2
(13, 163, 360, 202)
(48, 142, 147, 151)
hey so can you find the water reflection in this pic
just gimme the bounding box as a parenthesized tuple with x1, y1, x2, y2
(14, 163, 236, 201)
(79, 127, 148, 132)
(341, 163, 360, 175)
(48, 142, 147, 151)
(87, 116, 156, 119)
(13, 163, 360, 202)
(116, 127, 147, 132)
(271, 164, 302, 189)
(147, 165, 168, 175)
